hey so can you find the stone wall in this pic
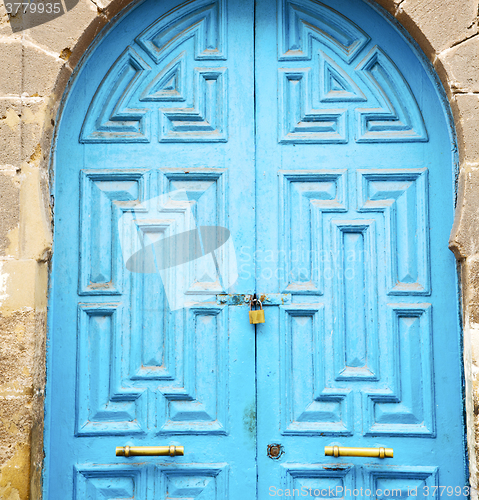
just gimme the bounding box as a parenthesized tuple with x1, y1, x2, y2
(0, 0, 477, 498)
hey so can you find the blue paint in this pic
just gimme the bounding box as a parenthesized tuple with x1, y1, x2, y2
(44, 0, 466, 497)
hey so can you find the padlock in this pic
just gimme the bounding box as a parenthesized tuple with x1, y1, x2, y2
(249, 299, 265, 324)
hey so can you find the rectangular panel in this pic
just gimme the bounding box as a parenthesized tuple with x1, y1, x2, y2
(280, 304, 353, 435)
(75, 465, 147, 500)
(156, 464, 228, 500)
(363, 466, 438, 499)
(76, 303, 146, 436)
(364, 304, 435, 436)
(331, 220, 378, 381)
(357, 168, 430, 295)
(157, 304, 228, 434)
(279, 170, 347, 294)
(160, 169, 230, 296)
(282, 464, 355, 499)
(79, 169, 150, 295)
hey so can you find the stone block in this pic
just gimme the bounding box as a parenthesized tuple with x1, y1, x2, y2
(0, 310, 35, 387)
(21, 99, 47, 164)
(0, 259, 37, 312)
(0, 100, 21, 166)
(439, 36, 479, 93)
(25, 0, 98, 55)
(453, 94, 479, 164)
(19, 166, 52, 261)
(0, 440, 31, 500)
(399, 0, 478, 54)
(0, 40, 22, 95)
(22, 42, 65, 97)
(0, 167, 20, 258)
(449, 163, 479, 260)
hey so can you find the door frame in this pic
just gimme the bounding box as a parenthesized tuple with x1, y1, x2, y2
(35, 0, 474, 495)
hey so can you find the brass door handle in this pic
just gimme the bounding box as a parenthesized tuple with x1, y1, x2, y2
(116, 445, 184, 457)
(325, 446, 393, 459)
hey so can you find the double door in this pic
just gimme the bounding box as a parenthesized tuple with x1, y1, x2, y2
(46, 0, 467, 497)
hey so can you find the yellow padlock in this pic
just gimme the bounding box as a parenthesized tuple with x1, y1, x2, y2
(249, 299, 265, 324)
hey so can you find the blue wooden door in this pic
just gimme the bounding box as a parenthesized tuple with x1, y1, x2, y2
(46, 0, 257, 497)
(45, 0, 467, 497)
(255, 0, 467, 495)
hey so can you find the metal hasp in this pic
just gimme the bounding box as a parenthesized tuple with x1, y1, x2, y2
(325, 446, 393, 459)
(116, 445, 184, 457)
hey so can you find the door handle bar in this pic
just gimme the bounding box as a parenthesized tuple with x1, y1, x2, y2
(116, 445, 184, 457)
(325, 446, 393, 459)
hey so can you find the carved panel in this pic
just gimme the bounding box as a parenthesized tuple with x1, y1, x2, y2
(355, 47, 428, 142)
(80, 48, 152, 143)
(81, 0, 228, 143)
(331, 219, 378, 381)
(79, 169, 150, 296)
(279, 170, 347, 294)
(158, 68, 227, 142)
(364, 304, 435, 436)
(160, 169, 228, 294)
(278, 0, 369, 62)
(76, 304, 146, 436)
(357, 168, 430, 295)
(280, 305, 353, 436)
(75, 464, 229, 500)
(75, 465, 147, 500)
(282, 464, 356, 498)
(278, 1, 427, 144)
(363, 466, 438, 497)
(278, 169, 435, 437)
(157, 305, 228, 434)
(156, 464, 228, 499)
(136, 0, 226, 63)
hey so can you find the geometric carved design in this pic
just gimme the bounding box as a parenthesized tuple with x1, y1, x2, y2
(141, 52, 187, 102)
(81, 0, 227, 143)
(76, 300, 228, 436)
(320, 52, 366, 102)
(279, 170, 347, 294)
(157, 464, 228, 499)
(75, 166, 231, 436)
(75, 464, 228, 500)
(75, 465, 147, 500)
(279, 69, 348, 143)
(157, 305, 228, 434)
(158, 68, 227, 143)
(278, 169, 435, 437)
(282, 464, 356, 497)
(160, 169, 228, 293)
(280, 305, 353, 436)
(136, 0, 226, 63)
(80, 48, 152, 143)
(278, 0, 370, 62)
(331, 219, 379, 381)
(355, 47, 428, 143)
(75, 304, 146, 436)
(79, 169, 149, 295)
(278, 1, 428, 144)
(357, 168, 430, 295)
(363, 466, 438, 497)
(364, 304, 435, 436)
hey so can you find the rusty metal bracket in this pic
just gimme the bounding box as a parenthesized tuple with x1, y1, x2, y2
(216, 293, 291, 306)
